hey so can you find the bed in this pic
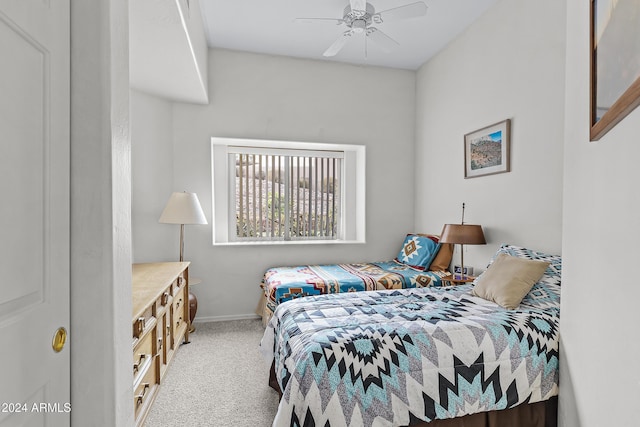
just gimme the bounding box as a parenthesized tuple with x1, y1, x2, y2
(260, 244, 561, 427)
(260, 234, 454, 325)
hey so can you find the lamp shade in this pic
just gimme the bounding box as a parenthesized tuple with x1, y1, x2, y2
(159, 192, 208, 225)
(439, 224, 486, 245)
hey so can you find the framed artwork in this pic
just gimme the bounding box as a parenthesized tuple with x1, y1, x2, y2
(590, 0, 640, 141)
(464, 119, 511, 179)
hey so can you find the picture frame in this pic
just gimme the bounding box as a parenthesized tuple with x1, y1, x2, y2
(464, 119, 511, 179)
(590, 0, 640, 141)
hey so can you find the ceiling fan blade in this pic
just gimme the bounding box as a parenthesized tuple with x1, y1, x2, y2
(366, 27, 399, 53)
(375, 1, 428, 23)
(294, 17, 344, 25)
(350, 0, 367, 12)
(323, 31, 353, 57)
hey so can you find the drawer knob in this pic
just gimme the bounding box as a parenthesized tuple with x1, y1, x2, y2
(161, 292, 169, 306)
(135, 383, 150, 407)
(134, 317, 146, 337)
(133, 353, 147, 374)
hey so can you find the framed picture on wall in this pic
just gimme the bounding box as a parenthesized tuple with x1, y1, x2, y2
(464, 119, 511, 179)
(590, 0, 640, 141)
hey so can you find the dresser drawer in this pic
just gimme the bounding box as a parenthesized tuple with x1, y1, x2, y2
(173, 285, 186, 317)
(133, 355, 158, 419)
(133, 328, 154, 381)
(172, 285, 187, 339)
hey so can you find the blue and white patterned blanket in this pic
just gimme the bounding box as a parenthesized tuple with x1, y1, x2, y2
(261, 280, 560, 426)
(261, 262, 450, 323)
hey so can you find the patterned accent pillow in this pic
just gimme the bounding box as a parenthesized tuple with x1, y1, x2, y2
(394, 234, 441, 271)
(485, 244, 562, 285)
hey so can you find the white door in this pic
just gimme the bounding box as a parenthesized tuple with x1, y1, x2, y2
(0, 1, 70, 426)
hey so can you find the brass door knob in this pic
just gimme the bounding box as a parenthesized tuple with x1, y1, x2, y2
(52, 327, 67, 353)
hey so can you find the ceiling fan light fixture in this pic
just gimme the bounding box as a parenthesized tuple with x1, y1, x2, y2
(352, 19, 366, 33)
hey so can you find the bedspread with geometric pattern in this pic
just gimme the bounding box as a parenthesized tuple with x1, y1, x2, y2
(261, 280, 560, 427)
(261, 261, 450, 324)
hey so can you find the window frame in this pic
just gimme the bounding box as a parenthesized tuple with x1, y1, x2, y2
(211, 137, 366, 246)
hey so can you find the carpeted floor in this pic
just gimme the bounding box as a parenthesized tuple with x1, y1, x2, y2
(145, 319, 280, 427)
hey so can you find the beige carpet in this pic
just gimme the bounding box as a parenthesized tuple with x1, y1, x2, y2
(145, 319, 280, 427)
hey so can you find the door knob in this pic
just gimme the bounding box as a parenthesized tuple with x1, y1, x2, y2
(52, 327, 67, 353)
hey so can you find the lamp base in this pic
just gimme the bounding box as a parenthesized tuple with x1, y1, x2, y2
(188, 291, 197, 333)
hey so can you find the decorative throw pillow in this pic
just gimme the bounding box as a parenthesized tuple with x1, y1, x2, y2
(395, 234, 441, 271)
(429, 241, 453, 271)
(472, 253, 550, 309)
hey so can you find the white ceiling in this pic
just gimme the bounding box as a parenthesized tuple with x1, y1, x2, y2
(199, 0, 499, 70)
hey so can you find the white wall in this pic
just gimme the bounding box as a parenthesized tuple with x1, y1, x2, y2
(129, 0, 208, 104)
(131, 90, 177, 261)
(132, 48, 417, 319)
(414, 0, 566, 271)
(178, 0, 208, 98)
(560, 1, 640, 426)
(71, 0, 133, 425)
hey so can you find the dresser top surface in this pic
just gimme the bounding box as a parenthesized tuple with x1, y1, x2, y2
(132, 262, 190, 320)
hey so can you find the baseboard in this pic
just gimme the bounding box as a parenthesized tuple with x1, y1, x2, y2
(193, 313, 261, 323)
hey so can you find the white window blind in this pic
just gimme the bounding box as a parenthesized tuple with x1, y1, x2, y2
(211, 137, 365, 245)
(232, 149, 342, 241)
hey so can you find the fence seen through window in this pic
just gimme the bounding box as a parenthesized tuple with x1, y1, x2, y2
(234, 152, 342, 241)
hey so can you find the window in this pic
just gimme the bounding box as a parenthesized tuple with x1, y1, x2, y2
(211, 137, 365, 245)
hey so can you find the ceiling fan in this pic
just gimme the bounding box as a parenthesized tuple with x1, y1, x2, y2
(295, 0, 428, 57)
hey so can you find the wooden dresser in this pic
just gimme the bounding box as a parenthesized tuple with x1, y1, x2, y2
(132, 262, 190, 427)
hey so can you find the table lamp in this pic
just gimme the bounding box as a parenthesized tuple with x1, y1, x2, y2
(440, 203, 486, 280)
(160, 191, 207, 332)
(159, 191, 207, 262)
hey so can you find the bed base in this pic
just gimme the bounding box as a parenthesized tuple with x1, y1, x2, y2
(268, 362, 557, 427)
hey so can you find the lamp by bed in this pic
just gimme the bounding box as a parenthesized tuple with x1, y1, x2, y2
(440, 203, 486, 280)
